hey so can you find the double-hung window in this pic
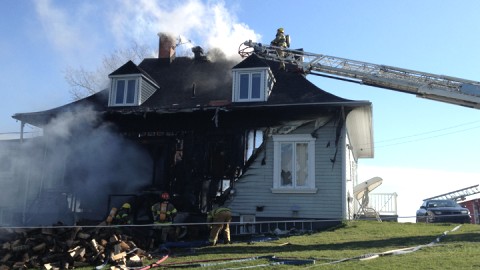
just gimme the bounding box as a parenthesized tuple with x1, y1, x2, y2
(115, 79, 136, 104)
(232, 67, 274, 102)
(109, 76, 139, 106)
(239, 73, 261, 100)
(272, 134, 317, 193)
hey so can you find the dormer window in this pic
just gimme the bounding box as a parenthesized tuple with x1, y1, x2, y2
(240, 73, 261, 100)
(112, 77, 139, 106)
(232, 67, 275, 102)
(108, 60, 159, 107)
(108, 74, 158, 107)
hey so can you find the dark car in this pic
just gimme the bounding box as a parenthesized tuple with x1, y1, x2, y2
(416, 199, 471, 223)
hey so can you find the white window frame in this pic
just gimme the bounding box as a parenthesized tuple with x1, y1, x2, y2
(271, 134, 317, 194)
(109, 75, 140, 106)
(232, 67, 274, 102)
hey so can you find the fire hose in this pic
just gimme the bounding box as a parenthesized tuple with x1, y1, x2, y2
(303, 224, 463, 268)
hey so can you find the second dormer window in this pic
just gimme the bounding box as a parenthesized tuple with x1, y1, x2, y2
(232, 67, 274, 102)
(239, 73, 261, 100)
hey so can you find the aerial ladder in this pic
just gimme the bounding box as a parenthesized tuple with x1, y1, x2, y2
(423, 184, 480, 201)
(239, 40, 480, 109)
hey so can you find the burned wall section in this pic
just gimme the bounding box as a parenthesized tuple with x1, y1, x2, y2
(121, 127, 248, 219)
(4, 105, 152, 226)
(7, 93, 271, 226)
(63, 128, 152, 224)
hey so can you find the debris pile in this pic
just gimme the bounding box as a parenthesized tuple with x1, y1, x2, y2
(0, 226, 152, 270)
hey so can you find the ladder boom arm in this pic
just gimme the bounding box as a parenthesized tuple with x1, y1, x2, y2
(423, 184, 480, 201)
(241, 40, 480, 109)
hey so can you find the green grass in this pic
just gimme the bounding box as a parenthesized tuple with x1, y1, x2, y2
(89, 221, 480, 269)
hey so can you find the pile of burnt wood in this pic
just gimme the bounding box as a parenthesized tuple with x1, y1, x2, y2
(0, 226, 154, 270)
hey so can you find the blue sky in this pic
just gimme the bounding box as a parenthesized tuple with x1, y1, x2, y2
(1, 0, 480, 221)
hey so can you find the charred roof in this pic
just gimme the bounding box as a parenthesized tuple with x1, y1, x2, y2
(13, 52, 370, 127)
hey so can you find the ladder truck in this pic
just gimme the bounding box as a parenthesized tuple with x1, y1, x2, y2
(239, 40, 480, 109)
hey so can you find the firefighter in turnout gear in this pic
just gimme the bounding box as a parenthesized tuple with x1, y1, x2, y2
(270, 27, 288, 48)
(151, 192, 177, 244)
(207, 205, 232, 246)
(113, 203, 132, 225)
(270, 27, 290, 70)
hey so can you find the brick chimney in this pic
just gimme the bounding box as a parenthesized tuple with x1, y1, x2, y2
(158, 32, 175, 63)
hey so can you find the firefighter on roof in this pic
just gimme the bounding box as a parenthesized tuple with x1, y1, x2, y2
(270, 28, 290, 70)
(270, 27, 288, 48)
(207, 205, 232, 246)
(151, 192, 177, 244)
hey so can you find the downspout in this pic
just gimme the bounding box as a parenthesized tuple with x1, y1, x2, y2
(341, 125, 348, 220)
(20, 121, 28, 224)
(20, 121, 25, 143)
(340, 107, 347, 220)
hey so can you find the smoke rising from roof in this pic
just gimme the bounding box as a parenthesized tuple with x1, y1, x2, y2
(112, 0, 261, 60)
(8, 0, 261, 225)
(35, 0, 261, 64)
(36, 1, 261, 99)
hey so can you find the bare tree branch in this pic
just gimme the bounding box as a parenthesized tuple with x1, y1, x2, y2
(64, 41, 154, 100)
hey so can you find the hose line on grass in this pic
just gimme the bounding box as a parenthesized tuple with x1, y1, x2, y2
(304, 224, 462, 267)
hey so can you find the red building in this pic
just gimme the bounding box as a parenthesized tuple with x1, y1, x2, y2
(460, 198, 480, 224)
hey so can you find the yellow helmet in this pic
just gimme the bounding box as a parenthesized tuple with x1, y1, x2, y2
(277, 28, 284, 33)
(122, 203, 131, 209)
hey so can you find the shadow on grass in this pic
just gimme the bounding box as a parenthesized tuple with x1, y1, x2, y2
(446, 232, 480, 242)
(191, 231, 480, 256)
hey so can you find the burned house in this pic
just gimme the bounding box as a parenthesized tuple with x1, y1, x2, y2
(9, 33, 373, 231)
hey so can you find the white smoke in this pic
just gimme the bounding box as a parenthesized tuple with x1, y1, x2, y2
(0, 106, 152, 226)
(35, 0, 261, 98)
(106, 0, 261, 60)
(34, 0, 261, 62)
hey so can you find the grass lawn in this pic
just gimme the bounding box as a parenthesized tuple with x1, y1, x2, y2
(138, 221, 480, 269)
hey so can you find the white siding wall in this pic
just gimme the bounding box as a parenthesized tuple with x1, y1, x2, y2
(227, 120, 346, 220)
(140, 80, 157, 104)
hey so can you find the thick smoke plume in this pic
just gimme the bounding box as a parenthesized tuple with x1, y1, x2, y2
(3, 0, 263, 226)
(0, 106, 152, 226)
(35, 0, 261, 63)
(43, 0, 261, 99)
(108, 0, 261, 60)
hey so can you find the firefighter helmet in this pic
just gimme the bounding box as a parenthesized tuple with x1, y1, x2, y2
(122, 203, 131, 209)
(161, 192, 170, 200)
(277, 28, 284, 33)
